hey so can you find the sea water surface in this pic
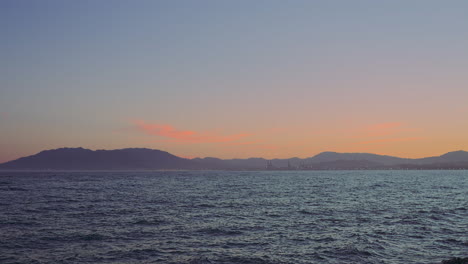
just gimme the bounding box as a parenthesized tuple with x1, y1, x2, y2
(0, 170, 467, 264)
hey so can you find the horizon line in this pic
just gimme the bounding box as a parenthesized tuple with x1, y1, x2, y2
(1, 146, 467, 164)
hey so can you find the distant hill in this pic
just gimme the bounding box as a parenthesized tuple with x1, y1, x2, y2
(303, 151, 411, 166)
(0, 148, 196, 170)
(0, 147, 467, 170)
(414, 150, 468, 165)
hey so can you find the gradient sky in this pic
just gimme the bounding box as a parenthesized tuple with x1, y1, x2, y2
(2, 0, 468, 162)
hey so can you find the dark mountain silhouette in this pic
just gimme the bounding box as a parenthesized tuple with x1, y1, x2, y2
(415, 150, 468, 164)
(308, 159, 384, 170)
(0, 147, 467, 170)
(0, 148, 196, 170)
(302, 151, 411, 166)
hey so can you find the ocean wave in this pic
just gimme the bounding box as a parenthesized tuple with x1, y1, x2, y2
(178, 255, 285, 264)
(298, 209, 315, 215)
(133, 218, 165, 225)
(441, 257, 468, 264)
(2, 170, 467, 264)
(197, 227, 243, 236)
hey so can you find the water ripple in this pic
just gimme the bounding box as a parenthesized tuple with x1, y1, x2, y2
(0, 170, 467, 264)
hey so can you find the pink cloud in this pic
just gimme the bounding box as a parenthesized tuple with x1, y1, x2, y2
(349, 122, 419, 138)
(362, 122, 404, 137)
(132, 120, 251, 144)
(366, 122, 403, 130)
(349, 122, 422, 146)
(223, 141, 261, 146)
(457, 106, 468, 113)
(357, 137, 424, 145)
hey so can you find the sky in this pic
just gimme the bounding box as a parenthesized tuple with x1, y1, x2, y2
(1, 0, 468, 162)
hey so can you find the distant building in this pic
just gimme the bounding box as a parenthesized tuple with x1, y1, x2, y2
(266, 160, 275, 170)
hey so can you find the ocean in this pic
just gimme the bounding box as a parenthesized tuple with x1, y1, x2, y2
(0, 170, 467, 264)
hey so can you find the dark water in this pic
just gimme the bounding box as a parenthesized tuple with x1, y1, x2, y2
(0, 170, 467, 264)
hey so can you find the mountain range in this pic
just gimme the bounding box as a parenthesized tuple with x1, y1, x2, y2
(1, 147, 468, 170)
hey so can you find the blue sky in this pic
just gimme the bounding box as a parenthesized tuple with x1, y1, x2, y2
(2, 0, 468, 162)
